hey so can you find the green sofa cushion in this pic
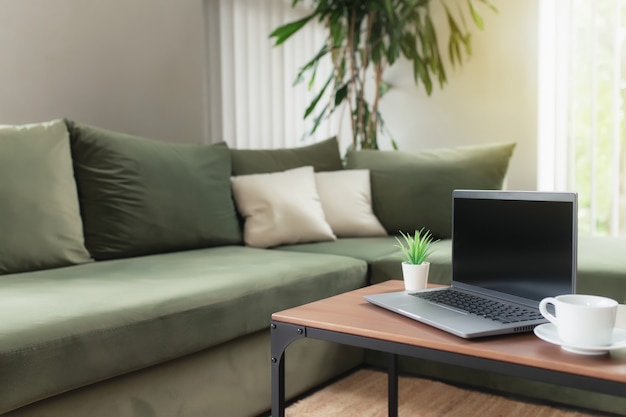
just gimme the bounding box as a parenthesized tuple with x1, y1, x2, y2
(0, 120, 91, 274)
(230, 136, 343, 175)
(291, 236, 625, 304)
(278, 237, 452, 286)
(346, 142, 516, 238)
(577, 235, 626, 303)
(368, 240, 453, 286)
(66, 121, 242, 260)
(0, 246, 367, 414)
(277, 237, 400, 263)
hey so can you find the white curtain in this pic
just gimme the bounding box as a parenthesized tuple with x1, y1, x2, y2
(538, 0, 626, 236)
(203, 0, 339, 150)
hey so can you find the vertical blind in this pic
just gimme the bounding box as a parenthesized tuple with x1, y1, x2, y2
(539, 0, 626, 236)
(203, 0, 338, 150)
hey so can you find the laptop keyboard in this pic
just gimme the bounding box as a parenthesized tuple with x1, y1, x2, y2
(411, 289, 544, 324)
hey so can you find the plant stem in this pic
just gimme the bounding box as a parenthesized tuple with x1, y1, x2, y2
(361, 9, 376, 148)
(347, 9, 359, 149)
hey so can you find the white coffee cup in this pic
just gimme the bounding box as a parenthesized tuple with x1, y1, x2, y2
(539, 294, 618, 347)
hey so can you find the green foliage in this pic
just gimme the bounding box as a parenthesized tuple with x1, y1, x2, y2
(394, 228, 437, 265)
(270, 0, 496, 150)
(569, 1, 626, 236)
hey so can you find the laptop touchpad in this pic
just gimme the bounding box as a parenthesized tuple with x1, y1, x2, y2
(398, 301, 462, 319)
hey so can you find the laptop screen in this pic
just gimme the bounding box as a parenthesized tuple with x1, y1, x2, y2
(452, 190, 577, 303)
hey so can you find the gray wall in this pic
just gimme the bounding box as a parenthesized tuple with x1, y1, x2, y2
(0, 0, 538, 189)
(0, 0, 206, 144)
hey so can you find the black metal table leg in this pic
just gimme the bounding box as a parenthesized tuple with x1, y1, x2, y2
(270, 348, 285, 417)
(388, 353, 398, 417)
(270, 322, 307, 417)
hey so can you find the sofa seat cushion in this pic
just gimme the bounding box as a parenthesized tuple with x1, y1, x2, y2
(0, 247, 366, 414)
(323, 236, 625, 303)
(277, 237, 453, 286)
(422, 236, 626, 302)
(277, 237, 400, 262)
(368, 240, 453, 286)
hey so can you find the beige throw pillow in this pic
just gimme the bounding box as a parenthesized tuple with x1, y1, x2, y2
(315, 170, 387, 237)
(231, 166, 336, 248)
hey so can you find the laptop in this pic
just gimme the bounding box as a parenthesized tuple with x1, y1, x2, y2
(364, 189, 578, 338)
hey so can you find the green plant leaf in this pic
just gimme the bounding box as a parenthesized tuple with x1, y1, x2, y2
(270, 15, 314, 46)
(413, 57, 432, 95)
(394, 228, 438, 265)
(305, 104, 329, 138)
(379, 80, 391, 98)
(335, 83, 349, 106)
(446, 6, 467, 67)
(464, 33, 473, 56)
(294, 44, 329, 86)
(456, 1, 470, 33)
(468, 0, 484, 30)
(304, 73, 332, 118)
(391, 138, 399, 150)
(383, 0, 394, 16)
(476, 0, 499, 13)
(271, 0, 495, 150)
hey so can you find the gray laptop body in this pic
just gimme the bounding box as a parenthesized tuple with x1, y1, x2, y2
(364, 189, 578, 338)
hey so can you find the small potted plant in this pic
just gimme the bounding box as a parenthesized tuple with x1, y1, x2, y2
(395, 228, 437, 292)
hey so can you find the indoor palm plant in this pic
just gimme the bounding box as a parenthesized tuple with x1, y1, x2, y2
(395, 228, 437, 291)
(271, 0, 496, 150)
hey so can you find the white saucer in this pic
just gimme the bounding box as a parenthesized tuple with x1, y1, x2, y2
(533, 323, 626, 355)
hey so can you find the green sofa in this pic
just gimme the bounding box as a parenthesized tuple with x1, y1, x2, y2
(0, 120, 624, 417)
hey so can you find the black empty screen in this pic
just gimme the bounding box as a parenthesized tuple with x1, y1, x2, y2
(452, 198, 574, 301)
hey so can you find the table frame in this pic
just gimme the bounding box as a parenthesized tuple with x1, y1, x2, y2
(270, 321, 625, 417)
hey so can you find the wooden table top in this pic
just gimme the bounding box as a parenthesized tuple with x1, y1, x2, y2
(272, 280, 626, 384)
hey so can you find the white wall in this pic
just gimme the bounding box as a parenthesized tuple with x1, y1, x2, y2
(0, 0, 539, 189)
(0, 0, 206, 144)
(381, 0, 539, 190)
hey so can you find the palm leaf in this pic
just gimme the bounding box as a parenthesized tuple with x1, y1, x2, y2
(294, 44, 329, 86)
(270, 15, 315, 46)
(304, 73, 333, 118)
(468, 0, 484, 30)
(272, 0, 496, 150)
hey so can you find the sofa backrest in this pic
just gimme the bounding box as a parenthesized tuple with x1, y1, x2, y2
(66, 120, 243, 261)
(0, 120, 92, 274)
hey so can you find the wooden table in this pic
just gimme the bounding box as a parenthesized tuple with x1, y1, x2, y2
(270, 281, 626, 417)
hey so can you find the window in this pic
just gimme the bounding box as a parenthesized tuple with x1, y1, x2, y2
(539, 0, 626, 236)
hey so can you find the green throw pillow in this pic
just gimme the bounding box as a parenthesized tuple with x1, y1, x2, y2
(346, 142, 516, 238)
(66, 121, 243, 260)
(230, 136, 343, 175)
(0, 120, 92, 274)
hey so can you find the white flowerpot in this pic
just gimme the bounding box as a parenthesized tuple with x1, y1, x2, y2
(402, 262, 430, 292)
